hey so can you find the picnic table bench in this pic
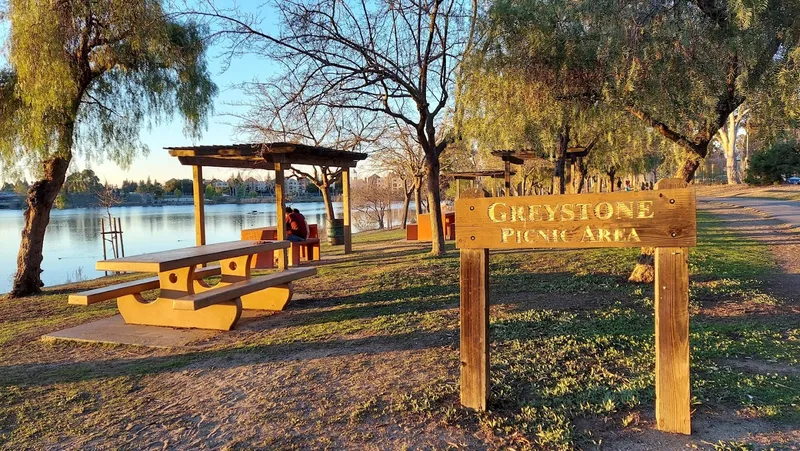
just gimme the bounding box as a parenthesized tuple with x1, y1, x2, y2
(68, 240, 316, 330)
(241, 224, 321, 268)
(407, 212, 456, 241)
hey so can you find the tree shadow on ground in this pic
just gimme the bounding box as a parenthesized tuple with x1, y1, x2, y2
(0, 328, 457, 388)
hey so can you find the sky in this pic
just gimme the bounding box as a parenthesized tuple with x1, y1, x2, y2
(1, 2, 372, 186)
(86, 50, 274, 186)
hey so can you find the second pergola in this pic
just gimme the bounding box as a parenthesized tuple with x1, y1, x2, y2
(166, 143, 368, 266)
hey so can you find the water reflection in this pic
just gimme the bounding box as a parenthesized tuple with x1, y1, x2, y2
(0, 202, 406, 294)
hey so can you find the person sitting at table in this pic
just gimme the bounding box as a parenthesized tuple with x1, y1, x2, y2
(293, 208, 311, 238)
(284, 206, 308, 242)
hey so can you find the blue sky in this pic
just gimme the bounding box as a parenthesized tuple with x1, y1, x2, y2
(86, 50, 273, 185)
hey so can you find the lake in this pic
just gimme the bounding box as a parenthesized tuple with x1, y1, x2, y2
(0, 201, 403, 294)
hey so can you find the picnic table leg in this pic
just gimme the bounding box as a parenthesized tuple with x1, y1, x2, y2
(208, 253, 295, 311)
(117, 266, 242, 331)
(241, 282, 294, 311)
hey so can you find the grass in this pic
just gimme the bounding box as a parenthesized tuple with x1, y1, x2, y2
(0, 213, 798, 449)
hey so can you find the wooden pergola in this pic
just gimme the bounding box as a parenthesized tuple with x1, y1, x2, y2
(493, 146, 592, 195)
(166, 143, 368, 265)
(445, 170, 516, 198)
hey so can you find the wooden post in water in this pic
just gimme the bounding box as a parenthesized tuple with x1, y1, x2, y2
(654, 178, 691, 434)
(117, 217, 125, 257)
(100, 217, 108, 276)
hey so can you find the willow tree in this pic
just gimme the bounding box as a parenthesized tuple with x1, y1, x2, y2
(459, 0, 611, 194)
(1, 1, 216, 298)
(599, 0, 800, 183)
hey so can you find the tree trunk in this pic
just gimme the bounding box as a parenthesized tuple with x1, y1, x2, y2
(629, 154, 703, 284)
(414, 177, 423, 219)
(321, 184, 336, 230)
(424, 153, 445, 256)
(676, 150, 706, 183)
(607, 169, 616, 192)
(552, 125, 569, 195)
(628, 247, 655, 283)
(400, 188, 412, 229)
(11, 126, 74, 297)
(575, 157, 588, 193)
(726, 154, 739, 184)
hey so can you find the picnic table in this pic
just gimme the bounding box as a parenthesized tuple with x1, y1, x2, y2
(69, 240, 316, 330)
(407, 211, 456, 241)
(241, 224, 321, 268)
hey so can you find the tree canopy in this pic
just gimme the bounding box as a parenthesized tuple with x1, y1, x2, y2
(1, 0, 216, 171)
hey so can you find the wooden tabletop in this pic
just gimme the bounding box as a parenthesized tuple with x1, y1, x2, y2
(96, 240, 290, 273)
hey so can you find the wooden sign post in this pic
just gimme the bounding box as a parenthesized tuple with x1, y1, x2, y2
(455, 179, 696, 435)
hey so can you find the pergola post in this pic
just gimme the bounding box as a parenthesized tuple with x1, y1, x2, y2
(274, 162, 287, 269)
(342, 167, 352, 254)
(192, 165, 206, 246)
(504, 160, 511, 197)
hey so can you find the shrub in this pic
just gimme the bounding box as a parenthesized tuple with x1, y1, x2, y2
(744, 140, 800, 185)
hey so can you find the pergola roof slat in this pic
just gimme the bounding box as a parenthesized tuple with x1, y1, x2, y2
(166, 142, 367, 169)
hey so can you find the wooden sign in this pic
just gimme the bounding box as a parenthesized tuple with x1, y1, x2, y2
(455, 189, 696, 249)
(457, 180, 694, 435)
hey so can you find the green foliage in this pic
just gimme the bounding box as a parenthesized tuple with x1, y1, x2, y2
(64, 169, 102, 194)
(744, 140, 800, 185)
(0, 0, 217, 170)
(460, 0, 800, 181)
(173, 188, 182, 198)
(54, 192, 68, 210)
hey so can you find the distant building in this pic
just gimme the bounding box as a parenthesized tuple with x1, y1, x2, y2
(244, 177, 267, 193)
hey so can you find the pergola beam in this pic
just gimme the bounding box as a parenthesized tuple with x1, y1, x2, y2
(179, 156, 275, 170)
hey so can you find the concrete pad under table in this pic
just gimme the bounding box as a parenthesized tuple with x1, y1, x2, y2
(42, 315, 219, 348)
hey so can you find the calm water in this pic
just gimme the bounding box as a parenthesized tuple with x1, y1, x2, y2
(0, 201, 389, 294)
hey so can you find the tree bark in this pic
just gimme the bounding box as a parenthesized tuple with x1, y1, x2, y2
(575, 157, 588, 193)
(400, 186, 412, 229)
(607, 168, 617, 192)
(425, 152, 445, 256)
(414, 176, 423, 220)
(676, 150, 706, 183)
(320, 183, 337, 232)
(628, 247, 655, 283)
(553, 125, 569, 194)
(10, 124, 74, 297)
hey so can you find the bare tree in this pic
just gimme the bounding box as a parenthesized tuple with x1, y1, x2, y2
(194, 0, 474, 256)
(374, 123, 426, 229)
(234, 79, 383, 228)
(352, 178, 396, 230)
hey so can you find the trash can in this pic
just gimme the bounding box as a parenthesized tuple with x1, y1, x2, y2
(326, 218, 345, 245)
